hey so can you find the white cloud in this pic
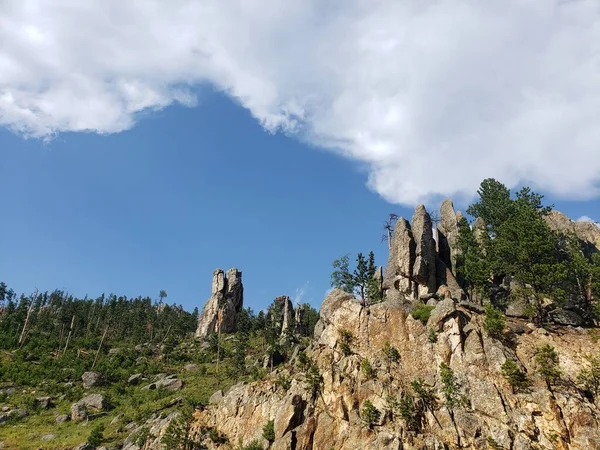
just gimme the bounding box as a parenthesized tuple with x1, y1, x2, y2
(2, 1, 600, 204)
(577, 216, 600, 227)
(292, 281, 311, 306)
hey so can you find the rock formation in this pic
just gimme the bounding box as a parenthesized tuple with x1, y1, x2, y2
(384, 204, 464, 302)
(545, 210, 600, 256)
(195, 268, 244, 338)
(437, 199, 461, 282)
(411, 205, 437, 296)
(272, 295, 295, 337)
(192, 289, 600, 449)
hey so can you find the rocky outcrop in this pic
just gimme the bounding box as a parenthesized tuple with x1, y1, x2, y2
(437, 199, 462, 284)
(194, 290, 600, 450)
(275, 296, 295, 336)
(545, 210, 600, 256)
(384, 204, 464, 302)
(383, 218, 415, 300)
(196, 268, 244, 338)
(412, 205, 437, 295)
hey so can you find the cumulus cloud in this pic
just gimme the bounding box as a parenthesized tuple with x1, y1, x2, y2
(292, 281, 311, 306)
(577, 216, 599, 225)
(2, 0, 600, 204)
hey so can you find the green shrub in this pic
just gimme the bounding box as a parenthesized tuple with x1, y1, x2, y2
(338, 329, 354, 356)
(276, 374, 291, 391)
(241, 440, 264, 450)
(500, 359, 530, 393)
(306, 364, 323, 397)
(297, 350, 309, 369)
(411, 303, 434, 324)
(411, 378, 437, 411)
(382, 342, 400, 363)
(209, 427, 228, 444)
(398, 392, 420, 431)
(428, 328, 438, 343)
(262, 420, 275, 442)
(361, 400, 381, 429)
(87, 424, 105, 447)
(576, 355, 600, 398)
(535, 345, 561, 386)
(361, 358, 374, 379)
(440, 362, 461, 409)
(483, 305, 506, 338)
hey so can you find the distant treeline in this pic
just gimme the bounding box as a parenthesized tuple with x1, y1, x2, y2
(0, 284, 198, 353)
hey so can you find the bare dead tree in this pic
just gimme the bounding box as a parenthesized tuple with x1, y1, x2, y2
(63, 314, 76, 354)
(91, 326, 109, 370)
(18, 289, 38, 346)
(382, 213, 399, 249)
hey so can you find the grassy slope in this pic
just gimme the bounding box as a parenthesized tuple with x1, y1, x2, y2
(0, 335, 266, 450)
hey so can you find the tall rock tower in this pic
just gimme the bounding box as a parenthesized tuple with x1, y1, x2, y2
(195, 268, 244, 338)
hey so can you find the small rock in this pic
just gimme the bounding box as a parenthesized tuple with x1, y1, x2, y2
(110, 414, 123, 425)
(184, 364, 198, 372)
(81, 371, 103, 389)
(128, 373, 143, 385)
(56, 414, 70, 423)
(9, 409, 27, 419)
(41, 433, 56, 441)
(536, 328, 549, 335)
(108, 348, 122, 355)
(35, 396, 53, 409)
(1, 407, 8, 412)
(73, 444, 95, 450)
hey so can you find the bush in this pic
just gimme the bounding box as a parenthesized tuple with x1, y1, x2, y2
(535, 345, 561, 386)
(306, 364, 323, 397)
(398, 392, 420, 431)
(361, 358, 374, 379)
(361, 400, 381, 429)
(382, 342, 400, 363)
(411, 378, 437, 411)
(87, 424, 105, 447)
(276, 374, 291, 391)
(428, 328, 438, 344)
(576, 355, 600, 399)
(411, 303, 434, 324)
(483, 305, 506, 338)
(262, 420, 275, 442)
(501, 359, 530, 393)
(241, 440, 264, 450)
(440, 363, 461, 409)
(209, 427, 227, 444)
(338, 329, 354, 356)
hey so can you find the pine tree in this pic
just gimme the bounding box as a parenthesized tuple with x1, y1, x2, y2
(353, 253, 369, 305)
(330, 255, 354, 293)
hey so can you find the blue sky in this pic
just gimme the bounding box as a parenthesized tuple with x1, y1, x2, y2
(2, 88, 598, 313)
(1, 1, 599, 312)
(1, 91, 400, 311)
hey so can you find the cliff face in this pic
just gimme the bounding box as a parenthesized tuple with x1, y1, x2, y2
(192, 290, 600, 449)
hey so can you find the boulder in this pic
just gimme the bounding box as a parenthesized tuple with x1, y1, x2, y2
(142, 374, 183, 392)
(412, 205, 437, 295)
(545, 210, 600, 255)
(195, 268, 244, 338)
(71, 393, 108, 422)
(73, 444, 95, 450)
(427, 298, 457, 331)
(34, 396, 53, 409)
(56, 414, 70, 423)
(128, 373, 143, 385)
(550, 309, 584, 327)
(81, 371, 103, 389)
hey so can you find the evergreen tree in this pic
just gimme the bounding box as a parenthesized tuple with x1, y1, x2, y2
(330, 255, 354, 293)
(353, 253, 369, 304)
